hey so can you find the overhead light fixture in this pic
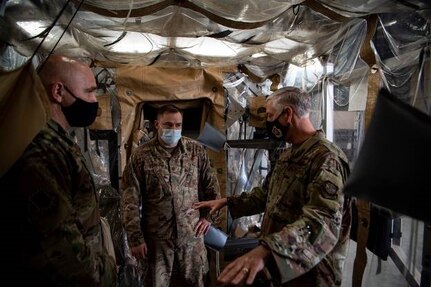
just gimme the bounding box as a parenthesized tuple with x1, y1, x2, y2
(17, 21, 47, 37)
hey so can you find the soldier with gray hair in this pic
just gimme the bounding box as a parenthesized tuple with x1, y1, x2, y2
(194, 86, 351, 286)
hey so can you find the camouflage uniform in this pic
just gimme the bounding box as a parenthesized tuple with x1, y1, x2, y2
(0, 120, 117, 287)
(121, 136, 220, 287)
(228, 130, 351, 286)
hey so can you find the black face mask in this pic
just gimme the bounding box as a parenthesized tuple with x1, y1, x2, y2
(266, 111, 289, 140)
(62, 86, 99, 127)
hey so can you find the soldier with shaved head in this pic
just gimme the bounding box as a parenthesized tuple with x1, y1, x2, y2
(1, 55, 117, 286)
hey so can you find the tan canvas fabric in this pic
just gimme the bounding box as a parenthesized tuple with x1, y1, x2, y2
(0, 61, 50, 177)
(90, 94, 112, 130)
(248, 95, 267, 128)
(115, 66, 226, 172)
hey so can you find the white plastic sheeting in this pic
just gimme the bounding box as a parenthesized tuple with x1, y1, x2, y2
(1, 0, 427, 70)
(2, 0, 430, 106)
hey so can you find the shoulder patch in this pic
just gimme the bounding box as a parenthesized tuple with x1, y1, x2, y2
(29, 189, 56, 214)
(321, 181, 339, 200)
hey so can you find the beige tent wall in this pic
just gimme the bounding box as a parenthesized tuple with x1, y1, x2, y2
(90, 94, 112, 130)
(0, 61, 50, 177)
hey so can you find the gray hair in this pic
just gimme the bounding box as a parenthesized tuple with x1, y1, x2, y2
(266, 86, 311, 117)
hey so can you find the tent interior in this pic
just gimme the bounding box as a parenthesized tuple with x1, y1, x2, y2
(1, 0, 430, 286)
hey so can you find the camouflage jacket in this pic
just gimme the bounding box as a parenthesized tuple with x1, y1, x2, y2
(228, 130, 351, 286)
(121, 136, 220, 247)
(0, 120, 117, 287)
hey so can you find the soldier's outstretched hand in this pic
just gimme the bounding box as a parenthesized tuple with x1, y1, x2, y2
(193, 198, 227, 216)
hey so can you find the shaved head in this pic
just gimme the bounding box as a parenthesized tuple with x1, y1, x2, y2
(38, 55, 92, 89)
(37, 54, 98, 129)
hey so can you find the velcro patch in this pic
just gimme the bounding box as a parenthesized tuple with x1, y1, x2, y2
(29, 189, 55, 213)
(321, 181, 339, 199)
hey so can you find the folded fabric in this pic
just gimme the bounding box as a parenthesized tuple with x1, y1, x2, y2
(204, 225, 228, 251)
(0, 61, 50, 177)
(344, 88, 431, 223)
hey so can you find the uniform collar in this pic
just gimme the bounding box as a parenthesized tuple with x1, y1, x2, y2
(288, 130, 325, 161)
(155, 136, 187, 156)
(47, 119, 76, 145)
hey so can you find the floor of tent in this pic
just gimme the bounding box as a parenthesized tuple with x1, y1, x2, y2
(342, 217, 424, 287)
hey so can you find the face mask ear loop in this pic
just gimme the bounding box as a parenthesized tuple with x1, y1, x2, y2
(63, 85, 79, 101)
(281, 107, 286, 122)
(283, 106, 291, 125)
